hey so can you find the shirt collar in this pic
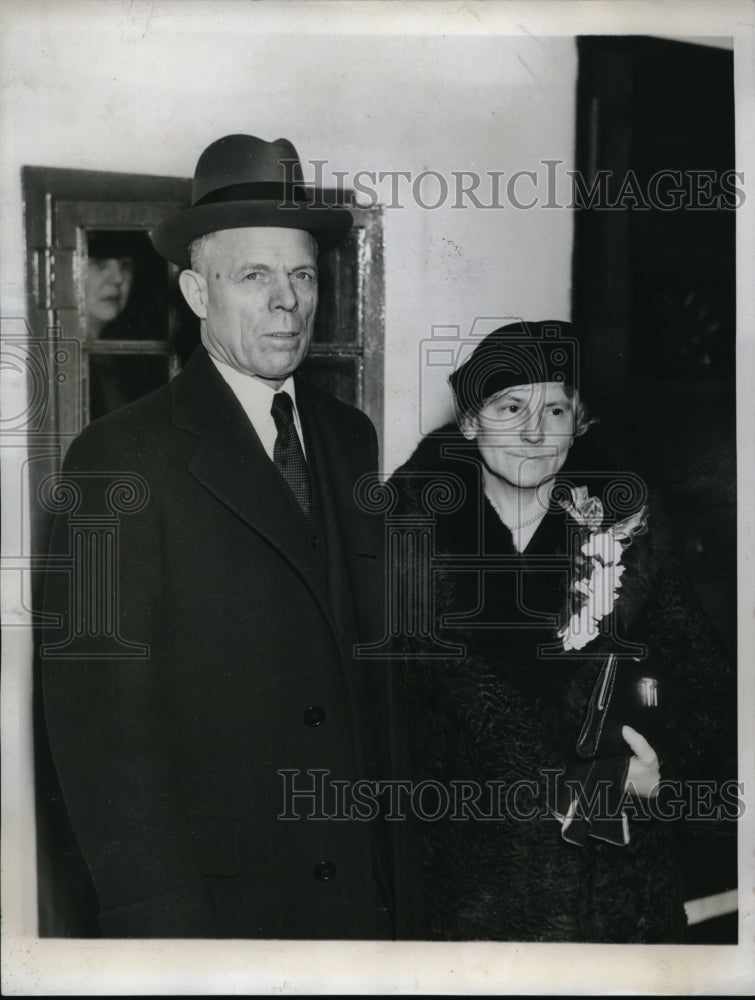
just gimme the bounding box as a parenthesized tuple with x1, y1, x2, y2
(208, 354, 304, 461)
(210, 355, 298, 409)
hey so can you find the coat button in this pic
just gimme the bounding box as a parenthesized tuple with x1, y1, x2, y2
(303, 705, 326, 727)
(313, 860, 337, 881)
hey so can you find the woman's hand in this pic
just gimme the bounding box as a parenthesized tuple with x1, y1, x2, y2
(622, 724, 661, 797)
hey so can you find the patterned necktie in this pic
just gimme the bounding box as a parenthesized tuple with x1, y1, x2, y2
(271, 390, 312, 519)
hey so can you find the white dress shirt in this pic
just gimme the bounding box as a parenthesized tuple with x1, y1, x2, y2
(209, 355, 306, 461)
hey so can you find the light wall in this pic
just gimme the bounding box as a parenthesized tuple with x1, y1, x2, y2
(0, 2, 577, 473)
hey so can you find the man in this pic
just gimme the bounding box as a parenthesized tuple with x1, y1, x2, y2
(41, 134, 404, 939)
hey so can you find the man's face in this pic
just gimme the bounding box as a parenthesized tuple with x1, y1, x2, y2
(464, 381, 576, 489)
(86, 257, 135, 328)
(189, 227, 318, 384)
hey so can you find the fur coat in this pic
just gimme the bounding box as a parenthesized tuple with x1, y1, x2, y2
(390, 426, 736, 942)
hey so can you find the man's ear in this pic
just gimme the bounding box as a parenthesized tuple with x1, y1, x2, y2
(178, 269, 208, 319)
(459, 413, 478, 441)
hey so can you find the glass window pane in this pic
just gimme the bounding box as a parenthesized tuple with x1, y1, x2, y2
(312, 230, 361, 346)
(89, 354, 169, 420)
(85, 230, 169, 341)
(299, 355, 361, 407)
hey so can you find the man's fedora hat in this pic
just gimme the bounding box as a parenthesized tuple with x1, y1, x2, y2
(151, 134, 353, 268)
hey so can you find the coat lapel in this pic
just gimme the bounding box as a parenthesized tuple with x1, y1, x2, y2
(294, 375, 380, 642)
(170, 348, 337, 633)
(295, 376, 380, 555)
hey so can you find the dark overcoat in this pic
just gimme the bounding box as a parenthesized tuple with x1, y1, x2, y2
(41, 346, 406, 939)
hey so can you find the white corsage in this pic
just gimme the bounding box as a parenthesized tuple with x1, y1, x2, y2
(557, 486, 648, 652)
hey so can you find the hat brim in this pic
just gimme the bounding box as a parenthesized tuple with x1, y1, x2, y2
(150, 200, 353, 269)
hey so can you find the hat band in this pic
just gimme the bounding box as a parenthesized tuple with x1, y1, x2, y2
(193, 181, 311, 207)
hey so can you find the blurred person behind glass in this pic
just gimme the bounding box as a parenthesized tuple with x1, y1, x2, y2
(85, 231, 170, 417)
(85, 231, 142, 338)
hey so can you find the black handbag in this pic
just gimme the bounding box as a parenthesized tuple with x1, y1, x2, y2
(576, 653, 664, 759)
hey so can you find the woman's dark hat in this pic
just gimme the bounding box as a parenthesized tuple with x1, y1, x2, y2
(150, 134, 353, 268)
(449, 320, 581, 417)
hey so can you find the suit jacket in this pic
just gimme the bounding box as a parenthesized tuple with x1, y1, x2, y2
(41, 346, 406, 938)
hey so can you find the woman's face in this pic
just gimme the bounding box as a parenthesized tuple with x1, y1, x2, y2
(86, 256, 135, 329)
(463, 381, 576, 489)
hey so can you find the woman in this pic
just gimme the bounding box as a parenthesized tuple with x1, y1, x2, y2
(390, 321, 735, 942)
(85, 238, 136, 339)
(85, 231, 174, 419)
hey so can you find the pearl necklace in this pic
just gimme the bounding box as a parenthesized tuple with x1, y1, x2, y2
(485, 490, 547, 532)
